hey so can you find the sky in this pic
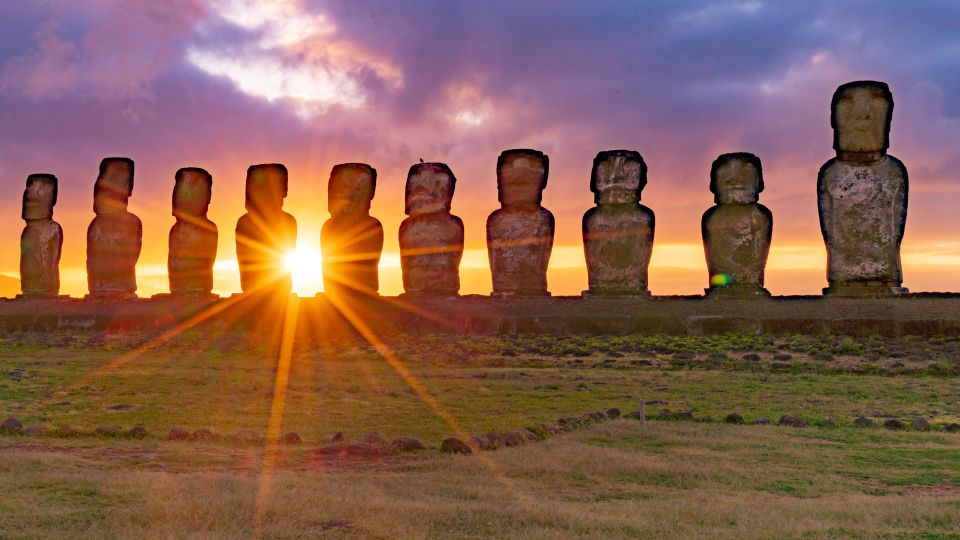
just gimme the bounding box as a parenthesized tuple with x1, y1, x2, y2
(2, 0, 960, 297)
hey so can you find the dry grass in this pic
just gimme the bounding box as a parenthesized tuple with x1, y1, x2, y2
(2, 333, 960, 538)
(1, 421, 959, 539)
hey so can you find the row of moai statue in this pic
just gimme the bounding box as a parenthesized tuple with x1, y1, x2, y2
(18, 80, 908, 299)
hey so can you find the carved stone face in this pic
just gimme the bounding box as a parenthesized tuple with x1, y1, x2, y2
(833, 83, 891, 155)
(245, 164, 287, 215)
(328, 164, 375, 217)
(23, 174, 57, 220)
(173, 168, 212, 218)
(593, 152, 643, 204)
(93, 158, 134, 214)
(405, 163, 454, 215)
(498, 152, 547, 207)
(713, 158, 761, 204)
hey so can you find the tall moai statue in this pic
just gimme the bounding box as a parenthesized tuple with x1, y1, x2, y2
(818, 80, 908, 296)
(487, 149, 554, 296)
(399, 162, 464, 296)
(235, 164, 297, 295)
(701, 153, 772, 297)
(582, 150, 655, 296)
(19, 174, 63, 298)
(168, 168, 218, 297)
(320, 163, 383, 296)
(87, 158, 142, 299)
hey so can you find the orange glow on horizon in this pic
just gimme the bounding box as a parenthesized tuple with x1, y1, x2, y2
(5, 240, 960, 298)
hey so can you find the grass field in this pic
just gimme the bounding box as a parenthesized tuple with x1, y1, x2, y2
(1, 330, 959, 538)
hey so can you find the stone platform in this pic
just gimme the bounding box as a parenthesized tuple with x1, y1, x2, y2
(3, 294, 960, 337)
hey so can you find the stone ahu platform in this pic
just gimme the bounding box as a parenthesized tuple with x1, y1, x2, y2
(3, 294, 960, 337)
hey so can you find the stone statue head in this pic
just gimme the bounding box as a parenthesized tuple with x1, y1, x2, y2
(328, 163, 376, 217)
(245, 163, 288, 215)
(591, 150, 645, 205)
(23, 174, 58, 221)
(831, 80, 893, 157)
(497, 149, 548, 207)
(710, 152, 763, 204)
(405, 162, 455, 215)
(93, 157, 134, 215)
(173, 167, 212, 219)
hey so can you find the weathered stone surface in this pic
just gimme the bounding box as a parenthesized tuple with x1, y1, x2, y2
(321, 163, 383, 296)
(87, 158, 142, 298)
(818, 81, 908, 297)
(169, 168, 217, 296)
(487, 149, 554, 296)
(911, 417, 930, 431)
(724, 413, 745, 424)
(606, 407, 621, 419)
(236, 164, 297, 294)
(853, 416, 874, 428)
(399, 163, 464, 296)
(583, 150, 654, 296)
(702, 153, 772, 297)
(19, 174, 63, 298)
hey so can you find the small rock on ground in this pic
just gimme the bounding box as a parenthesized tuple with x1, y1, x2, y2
(364, 432, 385, 445)
(440, 437, 472, 454)
(883, 418, 907, 430)
(168, 427, 190, 441)
(724, 413, 745, 424)
(944, 423, 960, 433)
(518, 428, 539, 442)
(853, 417, 874, 428)
(94, 426, 121, 437)
(392, 436, 425, 452)
(23, 425, 47, 437)
(467, 436, 488, 450)
(911, 417, 930, 432)
(501, 431, 523, 447)
(1, 417, 22, 434)
(235, 429, 261, 443)
(128, 426, 148, 439)
(282, 432, 303, 445)
(190, 428, 214, 441)
(606, 408, 621, 419)
(778, 415, 805, 428)
(483, 432, 504, 448)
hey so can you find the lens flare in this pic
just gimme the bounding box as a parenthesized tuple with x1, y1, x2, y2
(710, 273, 732, 287)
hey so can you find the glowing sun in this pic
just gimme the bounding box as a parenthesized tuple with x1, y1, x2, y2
(285, 247, 324, 295)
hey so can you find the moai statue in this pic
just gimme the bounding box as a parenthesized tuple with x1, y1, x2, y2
(582, 150, 655, 296)
(487, 149, 554, 296)
(235, 164, 297, 295)
(168, 168, 218, 297)
(86, 157, 142, 298)
(320, 163, 383, 296)
(701, 153, 772, 297)
(19, 174, 63, 298)
(818, 80, 908, 296)
(398, 162, 464, 296)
